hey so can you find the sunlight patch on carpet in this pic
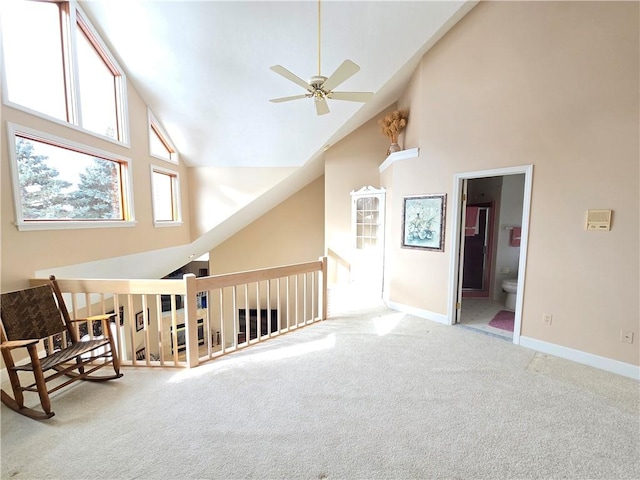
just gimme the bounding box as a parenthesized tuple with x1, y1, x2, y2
(374, 312, 404, 336)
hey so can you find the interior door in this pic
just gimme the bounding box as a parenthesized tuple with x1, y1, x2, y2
(351, 193, 385, 298)
(454, 180, 468, 324)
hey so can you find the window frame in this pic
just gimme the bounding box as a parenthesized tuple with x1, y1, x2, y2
(0, 1, 130, 147)
(150, 165, 182, 227)
(148, 108, 179, 164)
(6, 122, 136, 232)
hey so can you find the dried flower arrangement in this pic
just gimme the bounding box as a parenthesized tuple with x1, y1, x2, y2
(378, 110, 409, 144)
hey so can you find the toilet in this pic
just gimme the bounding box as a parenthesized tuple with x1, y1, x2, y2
(501, 278, 518, 311)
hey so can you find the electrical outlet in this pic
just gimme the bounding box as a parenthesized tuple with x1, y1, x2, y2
(499, 267, 510, 274)
(543, 314, 552, 325)
(620, 330, 634, 344)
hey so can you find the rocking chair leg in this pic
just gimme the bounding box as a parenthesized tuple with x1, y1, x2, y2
(5, 366, 24, 409)
(27, 345, 52, 417)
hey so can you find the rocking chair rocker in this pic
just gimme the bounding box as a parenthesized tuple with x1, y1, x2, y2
(0, 275, 122, 419)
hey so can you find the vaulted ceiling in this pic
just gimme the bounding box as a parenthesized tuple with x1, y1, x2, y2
(79, 1, 476, 170)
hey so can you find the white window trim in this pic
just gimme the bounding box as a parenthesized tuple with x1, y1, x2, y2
(6, 122, 136, 232)
(148, 108, 179, 164)
(0, 1, 130, 147)
(150, 165, 182, 227)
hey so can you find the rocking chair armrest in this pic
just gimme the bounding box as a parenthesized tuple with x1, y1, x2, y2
(71, 314, 116, 340)
(69, 314, 113, 323)
(1, 339, 39, 350)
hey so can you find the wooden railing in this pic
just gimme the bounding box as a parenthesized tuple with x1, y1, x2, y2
(30, 257, 327, 368)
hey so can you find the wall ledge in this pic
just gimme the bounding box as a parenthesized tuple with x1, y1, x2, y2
(379, 147, 420, 173)
(520, 336, 640, 381)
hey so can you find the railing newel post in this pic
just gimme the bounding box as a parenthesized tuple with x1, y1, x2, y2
(319, 256, 328, 320)
(183, 273, 199, 368)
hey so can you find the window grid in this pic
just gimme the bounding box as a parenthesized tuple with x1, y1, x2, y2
(355, 197, 379, 249)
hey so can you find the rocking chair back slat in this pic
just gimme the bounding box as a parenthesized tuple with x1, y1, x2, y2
(1, 284, 66, 341)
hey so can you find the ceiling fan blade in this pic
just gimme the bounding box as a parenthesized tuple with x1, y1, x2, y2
(328, 91, 374, 103)
(321, 59, 360, 92)
(315, 96, 330, 116)
(270, 65, 312, 91)
(269, 94, 310, 103)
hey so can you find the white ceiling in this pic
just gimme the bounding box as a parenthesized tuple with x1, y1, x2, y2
(79, 0, 476, 169)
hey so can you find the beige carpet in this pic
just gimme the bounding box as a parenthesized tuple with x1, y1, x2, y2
(2, 303, 639, 479)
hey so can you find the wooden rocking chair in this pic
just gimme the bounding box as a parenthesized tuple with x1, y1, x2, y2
(0, 275, 122, 419)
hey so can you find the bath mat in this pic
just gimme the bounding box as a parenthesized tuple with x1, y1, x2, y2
(488, 310, 515, 332)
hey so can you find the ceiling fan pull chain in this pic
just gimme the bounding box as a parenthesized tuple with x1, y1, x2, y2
(317, 0, 321, 76)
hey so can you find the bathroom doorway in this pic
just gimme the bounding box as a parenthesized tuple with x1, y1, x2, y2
(447, 166, 533, 345)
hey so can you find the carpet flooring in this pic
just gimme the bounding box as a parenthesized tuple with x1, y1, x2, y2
(2, 304, 639, 479)
(488, 310, 515, 332)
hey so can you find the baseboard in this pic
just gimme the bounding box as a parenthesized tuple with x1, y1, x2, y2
(384, 300, 448, 325)
(520, 336, 640, 381)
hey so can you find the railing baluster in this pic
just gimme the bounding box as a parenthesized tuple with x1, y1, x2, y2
(276, 278, 281, 333)
(232, 286, 238, 347)
(256, 281, 261, 340)
(266, 279, 271, 338)
(303, 273, 307, 324)
(155, 295, 164, 366)
(219, 288, 225, 355)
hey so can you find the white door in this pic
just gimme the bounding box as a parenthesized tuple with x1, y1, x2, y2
(351, 187, 386, 298)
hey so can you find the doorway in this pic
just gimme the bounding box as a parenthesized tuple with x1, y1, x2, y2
(447, 165, 533, 345)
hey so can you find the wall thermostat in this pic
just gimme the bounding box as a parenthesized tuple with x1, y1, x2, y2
(586, 209, 612, 231)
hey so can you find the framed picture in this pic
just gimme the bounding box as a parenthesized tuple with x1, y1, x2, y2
(401, 194, 447, 251)
(135, 309, 149, 332)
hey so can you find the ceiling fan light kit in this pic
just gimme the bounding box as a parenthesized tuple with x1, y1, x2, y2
(269, 0, 373, 115)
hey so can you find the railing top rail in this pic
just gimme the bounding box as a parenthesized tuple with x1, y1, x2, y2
(29, 278, 185, 295)
(29, 258, 325, 295)
(196, 259, 323, 291)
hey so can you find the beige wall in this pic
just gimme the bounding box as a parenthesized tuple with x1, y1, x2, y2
(383, 1, 639, 365)
(1, 81, 193, 291)
(188, 166, 296, 239)
(324, 105, 396, 284)
(209, 176, 324, 274)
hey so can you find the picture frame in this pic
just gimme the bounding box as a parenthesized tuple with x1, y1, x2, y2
(135, 309, 149, 332)
(401, 194, 447, 251)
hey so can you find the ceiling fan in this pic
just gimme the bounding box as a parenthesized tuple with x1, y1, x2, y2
(269, 0, 374, 116)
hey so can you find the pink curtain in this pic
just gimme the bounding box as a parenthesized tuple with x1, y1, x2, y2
(510, 227, 521, 246)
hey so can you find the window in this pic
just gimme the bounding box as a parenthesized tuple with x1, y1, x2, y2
(148, 109, 178, 164)
(7, 123, 135, 231)
(0, 1, 128, 143)
(151, 166, 182, 226)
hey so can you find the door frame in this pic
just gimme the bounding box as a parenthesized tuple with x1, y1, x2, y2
(446, 165, 533, 345)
